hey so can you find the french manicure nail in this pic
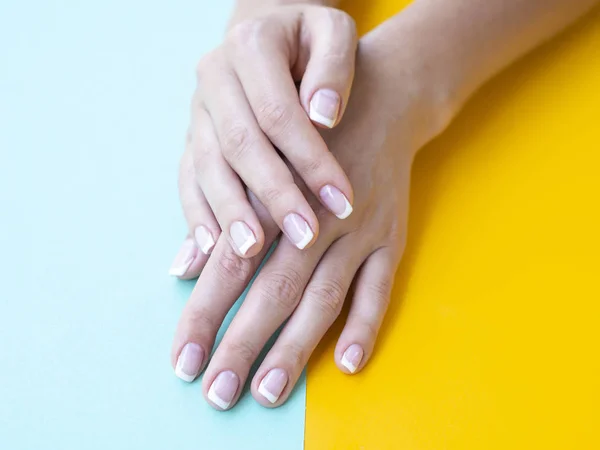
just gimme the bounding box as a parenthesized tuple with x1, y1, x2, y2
(208, 370, 239, 410)
(230, 221, 256, 256)
(309, 89, 340, 128)
(194, 225, 215, 255)
(319, 185, 353, 219)
(341, 344, 363, 374)
(175, 343, 204, 382)
(168, 238, 197, 277)
(282, 213, 314, 249)
(258, 368, 288, 404)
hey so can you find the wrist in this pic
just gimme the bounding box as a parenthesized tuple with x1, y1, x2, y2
(356, 31, 454, 160)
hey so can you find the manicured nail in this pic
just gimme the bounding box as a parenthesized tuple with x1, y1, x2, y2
(168, 238, 197, 277)
(319, 185, 353, 219)
(282, 213, 314, 249)
(309, 89, 340, 128)
(208, 370, 239, 410)
(341, 344, 363, 374)
(194, 225, 215, 255)
(230, 221, 256, 256)
(175, 343, 204, 382)
(258, 368, 288, 404)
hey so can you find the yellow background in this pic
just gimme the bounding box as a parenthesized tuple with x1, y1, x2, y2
(306, 1, 600, 449)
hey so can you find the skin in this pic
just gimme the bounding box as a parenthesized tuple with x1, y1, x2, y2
(170, 0, 599, 410)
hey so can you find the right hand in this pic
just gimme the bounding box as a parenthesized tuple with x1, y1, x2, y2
(182, 5, 358, 264)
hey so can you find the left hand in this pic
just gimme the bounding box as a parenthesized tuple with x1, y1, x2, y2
(170, 39, 446, 409)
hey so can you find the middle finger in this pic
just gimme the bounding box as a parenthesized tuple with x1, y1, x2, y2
(201, 230, 335, 410)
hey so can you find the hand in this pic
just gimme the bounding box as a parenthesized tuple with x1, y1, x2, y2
(181, 4, 358, 267)
(170, 39, 446, 409)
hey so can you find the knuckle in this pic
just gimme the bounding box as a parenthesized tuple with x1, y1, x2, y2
(214, 250, 253, 283)
(256, 101, 293, 139)
(257, 268, 304, 311)
(184, 304, 219, 335)
(306, 279, 347, 318)
(325, 8, 357, 39)
(297, 155, 324, 178)
(279, 342, 305, 369)
(366, 279, 392, 311)
(222, 339, 259, 365)
(195, 50, 217, 79)
(258, 184, 284, 207)
(222, 125, 254, 161)
(227, 18, 268, 48)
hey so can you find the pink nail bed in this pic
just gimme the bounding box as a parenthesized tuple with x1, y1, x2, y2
(319, 185, 353, 219)
(208, 370, 239, 410)
(175, 343, 204, 382)
(341, 344, 363, 374)
(258, 368, 288, 404)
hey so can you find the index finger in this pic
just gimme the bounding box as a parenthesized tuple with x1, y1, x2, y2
(226, 14, 355, 221)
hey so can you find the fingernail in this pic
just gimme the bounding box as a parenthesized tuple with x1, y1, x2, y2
(319, 185, 353, 219)
(175, 343, 204, 382)
(194, 225, 215, 255)
(341, 344, 363, 374)
(258, 368, 288, 404)
(309, 89, 340, 128)
(282, 213, 314, 249)
(208, 370, 239, 410)
(168, 238, 197, 277)
(230, 221, 257, 256)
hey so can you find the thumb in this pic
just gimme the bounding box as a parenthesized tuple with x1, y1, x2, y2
(297, 7, 358, 128)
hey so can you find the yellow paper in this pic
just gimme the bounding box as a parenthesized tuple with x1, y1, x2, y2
(306, 2, 600, 449)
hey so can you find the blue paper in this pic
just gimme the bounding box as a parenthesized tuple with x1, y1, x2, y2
(0, 1, 305, 448)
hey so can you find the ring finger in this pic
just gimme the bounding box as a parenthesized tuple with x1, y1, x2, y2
(200, 68, 319, 251)
(250, 234, 369, 406)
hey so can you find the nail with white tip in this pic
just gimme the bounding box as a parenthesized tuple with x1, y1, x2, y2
(169, 238, 197, 277)
(207, 371, 239, 410)
(309, 89, 340, 128)
(195, 225, 215, 255)
(319, 185, 353, 219)
(258, 368, 288, 404)
(282, 213, 314, 249)
(230, 221, 257, 256)
(175, 343, 204, 382)
(341, 344, 363, 374)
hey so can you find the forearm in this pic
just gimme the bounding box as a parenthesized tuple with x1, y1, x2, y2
(229, 0, 339, 27)
(364, 0, 598, 139)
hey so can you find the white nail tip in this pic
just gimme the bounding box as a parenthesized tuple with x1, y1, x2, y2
(200, 235, 215, 254)
(208, 384, 231, 410)
(336, 197, 353, 220)
(258, 382, 279, 404)
(174, 365, 196, 383)
(168, 258, 193, 277)
(309, 100, 335, 128)
(238, 234, 257, 256)
(195, 227, 215, 255)
(295, 227, 314, 250)
(341, 354, 357, 373)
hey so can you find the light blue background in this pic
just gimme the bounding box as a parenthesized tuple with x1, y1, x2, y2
(0, 1, 305, 448)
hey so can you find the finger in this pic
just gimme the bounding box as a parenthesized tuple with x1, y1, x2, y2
(297, 7, 358, 129)
(224, 16, 355, 221)
(201, 233, 333, 409)
(169, 148, 220, 279)
(191, 104, 265, 258)
(198, 66, 319, 250)
(250, 235, 367, 406)
(335, 247, 400, 374)
(171, 231, 274, 383)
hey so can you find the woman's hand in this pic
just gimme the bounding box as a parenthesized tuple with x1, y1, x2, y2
(178, 4, 357, 267)
(170, 40, 447, 409)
